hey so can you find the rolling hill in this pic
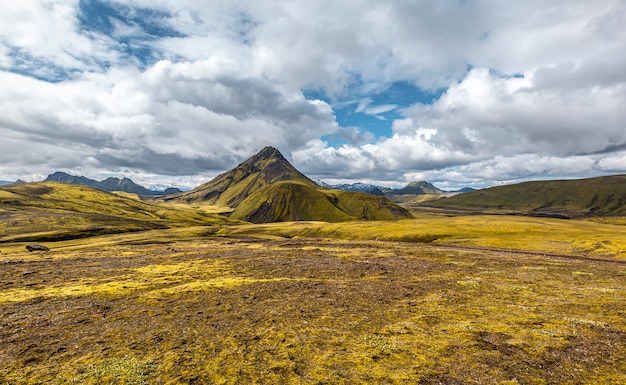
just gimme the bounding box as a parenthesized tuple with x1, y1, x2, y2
(167, 146, 413, 223)
(0, 182, 225, 243)
(421, 174, 626, 218)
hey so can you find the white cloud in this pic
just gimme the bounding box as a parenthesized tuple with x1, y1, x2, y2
(598, 151, 626, 172)
(1, 0, 626, 188)
(364, 104, 398, 116)
(401, 67, 626, 157)
(0, 1, 121, 76)
(0, 60, 338, 179)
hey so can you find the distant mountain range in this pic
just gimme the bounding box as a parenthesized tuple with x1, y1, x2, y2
(164, 146, 413, 223)
(44, 172, 181, 196)
(316, 181, 386, 196)
(318, 180, 474, 197)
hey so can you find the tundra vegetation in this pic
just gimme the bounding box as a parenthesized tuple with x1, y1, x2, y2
(1, 217, 625, 384)
(1, 160, 626, 383)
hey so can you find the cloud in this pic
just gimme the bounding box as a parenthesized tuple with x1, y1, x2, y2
(295, 62, 626, 186)
(0, 1, 122, 79)
(598, 151, 626, 172)
(0, 61, 338, 179)
(364, 104, 398, 116)
(1, 1, 626, 188)
(400, 66, 626, 157)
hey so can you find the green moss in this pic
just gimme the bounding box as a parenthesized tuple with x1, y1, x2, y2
(62, 356, 157, 384)
(230, 181, 412, 223)
(0, 182, 228, 243)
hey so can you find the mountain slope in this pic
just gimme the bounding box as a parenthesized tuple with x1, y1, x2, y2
(230, 181, 413, 223)
(422, 175, 626, 217)
(166, 146, 318, 207)
(167, 146, 412, 223)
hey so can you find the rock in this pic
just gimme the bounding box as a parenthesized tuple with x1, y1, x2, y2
(26, 244, 50, 252)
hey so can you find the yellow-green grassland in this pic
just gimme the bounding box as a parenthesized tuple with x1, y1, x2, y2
(1, 183, 626, 384)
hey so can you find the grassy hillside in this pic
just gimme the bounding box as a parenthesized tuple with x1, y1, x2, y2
(0, 182, 226, 243)
(230, 181, 413, 223)
(422, 174, 626, 217)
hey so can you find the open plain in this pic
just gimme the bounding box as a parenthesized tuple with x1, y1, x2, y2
(1, 218, 625, 384)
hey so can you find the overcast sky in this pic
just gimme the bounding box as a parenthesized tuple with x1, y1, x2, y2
(1, 0, 625, 190)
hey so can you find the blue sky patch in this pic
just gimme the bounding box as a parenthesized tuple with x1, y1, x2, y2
(78, 0, 185, 67)
(3, 47, 79, 82)
(306, 81, 444, 147)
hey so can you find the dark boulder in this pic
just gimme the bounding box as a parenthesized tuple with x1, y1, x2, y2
(26, 244, 50, 252)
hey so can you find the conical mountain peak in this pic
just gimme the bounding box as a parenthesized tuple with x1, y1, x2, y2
(251, 146, 285, 162)
(169, 146, 316, 207)
(236, 146, 290, 174)
(166, 147, 414, 223)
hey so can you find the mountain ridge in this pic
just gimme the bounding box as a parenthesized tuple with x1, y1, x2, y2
(387, 181, 445, 195)
(44, 172, 180, 196)
(317, 181, 385, 196)
(318, 180, 473, 196)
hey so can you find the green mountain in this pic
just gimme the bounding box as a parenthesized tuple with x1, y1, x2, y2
(422, 174, 626, 218)
(168, 146, 413, 223)
(167, 146, 318, 207)
(231, 181, 412, 223)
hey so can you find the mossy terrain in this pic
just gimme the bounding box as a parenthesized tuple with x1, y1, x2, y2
(230, 181, 413, 223)
(225, 214, 626, 259)
(0, 182, 227, 243)
(0, 234, 624, 384)
(422, 174, 626, 217)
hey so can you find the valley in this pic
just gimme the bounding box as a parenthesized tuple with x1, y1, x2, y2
(1, 147, 626, 384)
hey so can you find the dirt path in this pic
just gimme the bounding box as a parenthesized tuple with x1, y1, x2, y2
(427, 243, 626, 265)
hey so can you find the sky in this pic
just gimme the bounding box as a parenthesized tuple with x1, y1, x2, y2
(1, 0, 625, 190)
